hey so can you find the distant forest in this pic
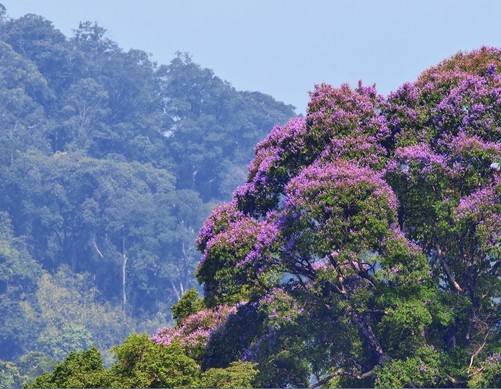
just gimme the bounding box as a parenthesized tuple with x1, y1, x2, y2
(0, 4, 296, 380)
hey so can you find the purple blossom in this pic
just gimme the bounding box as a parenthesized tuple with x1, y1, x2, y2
(456, 186, 498, 219)
(394, 144, 446, 166)
(485, 353, 501, 367)
(449, 131, 501, 155)
(486, 63, 497, 77)
(238, 217, 280, 268)
(194, 49, 501, 371)
(433, 73, 501, 141)
(259, 288, 304, 328)
(285, 160, 398, 214)
(197, 200, 244, 250)
(152, 304, 237, 351)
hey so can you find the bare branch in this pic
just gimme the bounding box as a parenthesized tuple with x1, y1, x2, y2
(468, 327, 490, 375)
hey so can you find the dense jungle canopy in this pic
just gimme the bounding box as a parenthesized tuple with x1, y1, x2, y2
(0, 5, 500, 389)
(26, 47, 501, 389)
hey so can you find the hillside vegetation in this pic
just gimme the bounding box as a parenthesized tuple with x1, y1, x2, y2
(0, 7, 296, 381)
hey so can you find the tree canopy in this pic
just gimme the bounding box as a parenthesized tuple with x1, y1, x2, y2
(27, 46, 501, 389)
(3, 5, 501, 389)
(188, 47, 501, 388)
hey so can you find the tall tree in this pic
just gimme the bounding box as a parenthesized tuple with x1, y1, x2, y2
(193, 47, 501, 387)
(0, 13, 74, 95)
(160, 53, 296, 200)
(0, 6, 297, 369)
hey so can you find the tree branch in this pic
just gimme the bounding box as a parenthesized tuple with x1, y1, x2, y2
(468, 326, 489, 375)
(309, 368, 374, 388)
(350, 309, 385, 363)
(435, 241, 463, 293)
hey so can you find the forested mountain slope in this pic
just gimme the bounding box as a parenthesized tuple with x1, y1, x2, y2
(0, 7, 296, 374)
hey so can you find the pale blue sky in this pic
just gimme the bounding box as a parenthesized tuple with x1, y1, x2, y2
(3, 0, 501, 113)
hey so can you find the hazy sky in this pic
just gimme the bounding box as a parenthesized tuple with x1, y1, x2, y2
(3, 1, 501, 113)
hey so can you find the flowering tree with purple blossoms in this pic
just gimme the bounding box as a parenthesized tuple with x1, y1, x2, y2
(193, 47, 501, 388)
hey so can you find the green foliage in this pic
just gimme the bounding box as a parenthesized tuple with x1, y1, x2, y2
(4, 9, 500, 388)
(468, 354, 501, 388)
(252, 341, 310, 388)
(15, 352, 55, 385)
(108, 333, 200, 388)
(25, 267, 138, 361)
(37, 324, 93, 362)
(27, 347, 107, 389)
(192, 47, 501, 387)
(201, 361, 258, 388)
(376, 346, 444, 388)
(161, 53, 295, 200)
(26, 335, 202, 388)
(0, 10, 294, 366)
(14, 16, 501, 388)
(0, 213, 42, 360)
(170, 288, 205, 327)
(0, 360, 21, 389)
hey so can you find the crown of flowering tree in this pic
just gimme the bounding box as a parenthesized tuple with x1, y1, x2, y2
(152, 304, 237, 360)
(154, 47, 501, 388)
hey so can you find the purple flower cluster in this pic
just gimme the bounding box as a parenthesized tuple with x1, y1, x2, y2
(455, 183, 501, 249)
(307, 83, 389, 150)
(486, 63, 497, 77)
(235, 83, 391, 217)
(238, 216, 280, 269)
(197, 200, 244, 250)
(247, 118, 308, 189)
(152, 304, 237, 351)
(485, 353, 501, 367)
(259, 288, 304, 328)
(449, 131, 501, 155)
(284, 160, 398, 213)
(433, 74, 501, 141)
(199, 215, 261, 266)
(416, 47, 501, 87)
(319, 134, 387, 170)
(392, 143, 447, 177)
(235, 117, 308, 214)
(456, 186, 498, 219)
(253, 117, 308, 158)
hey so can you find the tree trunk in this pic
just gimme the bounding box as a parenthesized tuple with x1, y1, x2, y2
(122, 231, 127, 311)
